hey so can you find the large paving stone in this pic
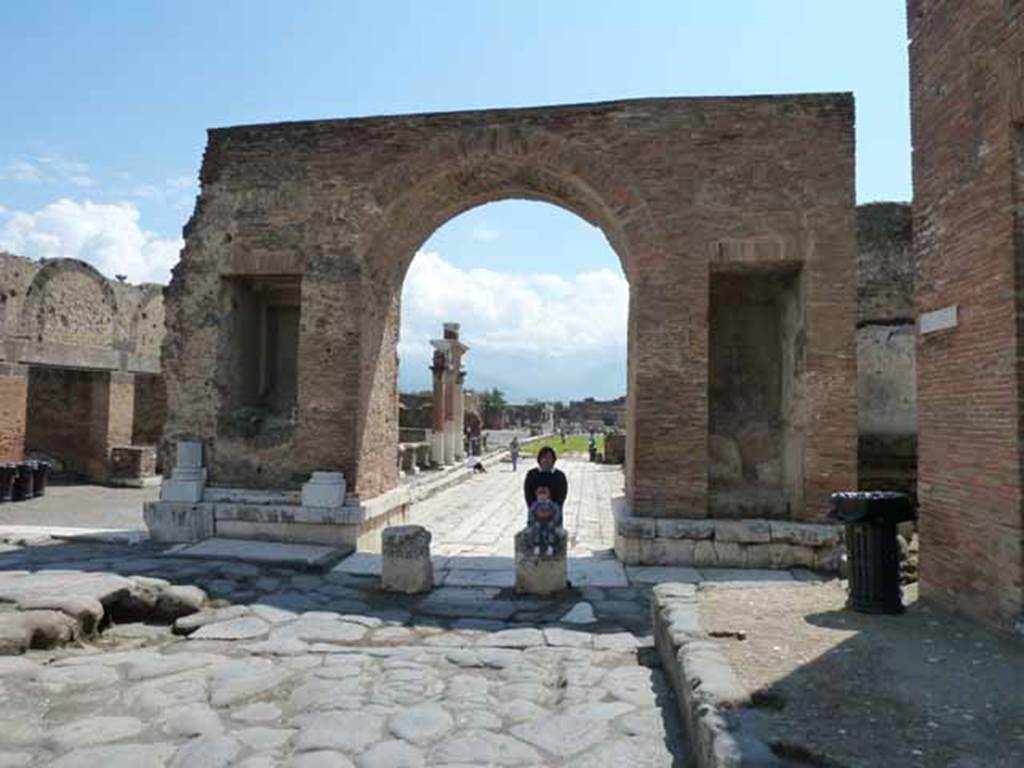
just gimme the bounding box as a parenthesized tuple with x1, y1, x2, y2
(173, 605, 250, 635)
(293, 753, 355, 768)
(295, 711, 385, 753)
(190, 617, 270, 641)
(428, 730, 542, 766)
(169, 734, 240, 768)
(388, 702, 454, 746)
(356, 739, 424, 768)
(273, 615, 367, 644)
(47, 716, 144, 751)
(47, 743, 175, 768)
(15, 595, 104, 635)
(234, 726, 296, 751)
(209, 660, 291, 707)
(474, 628, 546, 648)
(510, 712, 611, 758)
(160, 705, 224, 737)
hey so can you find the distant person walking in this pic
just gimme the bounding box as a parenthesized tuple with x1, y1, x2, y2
(523, 446, 568, 511)
(510, 437, 520, 472)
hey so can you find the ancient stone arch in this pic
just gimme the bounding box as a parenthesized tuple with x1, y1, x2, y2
(20, 258, 119, 348)
(163, 95, 857, 523)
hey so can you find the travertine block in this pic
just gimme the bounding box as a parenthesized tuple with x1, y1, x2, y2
(381, 525, 433, 594)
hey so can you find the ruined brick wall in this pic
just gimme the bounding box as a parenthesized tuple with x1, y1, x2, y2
(26, 368, 112, 480)
(132, 373, 167, 448)
(856, 203, 916, 497)
(0, 252, 166, 472)
(0, 364, 27, 462)
(168, 95, 856, 519)
(908, 0, 1024, 632)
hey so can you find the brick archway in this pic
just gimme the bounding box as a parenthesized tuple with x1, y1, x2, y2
(163, 95, 857, 527)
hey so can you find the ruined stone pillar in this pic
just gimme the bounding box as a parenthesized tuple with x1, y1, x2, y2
(454, 370, 467, 461)
(431, 323, 469, 467)
(0, 364, 28, 463)
(88, 371, 135, 483)
(430, 350, 447, 466)
(443, 361, 457, 465)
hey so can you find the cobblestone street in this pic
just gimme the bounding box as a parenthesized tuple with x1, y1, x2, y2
(0, 459, 689, 767)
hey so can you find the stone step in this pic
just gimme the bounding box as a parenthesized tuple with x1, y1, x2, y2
(166, 538, 352, 571)
(202, 487, 301, 506)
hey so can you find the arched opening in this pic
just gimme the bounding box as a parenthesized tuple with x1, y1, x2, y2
(392, 199, 629, 563)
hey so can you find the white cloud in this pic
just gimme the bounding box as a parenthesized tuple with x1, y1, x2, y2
(470, 223, 500, 242)
(5, 160, 41, 183)
(399, 250, 627, 360)
(3, 155, 95, 188)
(0, 198, 182, 284)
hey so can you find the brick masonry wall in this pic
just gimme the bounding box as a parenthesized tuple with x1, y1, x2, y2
(166, 95, 857, 519)
(25, 368, 135, 482)
(908, 0, 1024, 632)
(0, 365, 27, 462)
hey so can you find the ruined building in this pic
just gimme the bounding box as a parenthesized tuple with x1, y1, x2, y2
(146, 94, 858, 554)
(908, 0, 1024, 633)
(856, 203, 915, 499)
(0, 253, 165, 485)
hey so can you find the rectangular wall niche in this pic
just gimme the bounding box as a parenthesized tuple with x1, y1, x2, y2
(219, 275, 301, 438)
(708, 268, 802, 518)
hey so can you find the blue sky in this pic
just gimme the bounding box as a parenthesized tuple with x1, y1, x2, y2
(0, 1, 910, 399)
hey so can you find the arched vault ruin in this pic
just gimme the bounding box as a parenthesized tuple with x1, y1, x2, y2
(156, 94, 857, 550)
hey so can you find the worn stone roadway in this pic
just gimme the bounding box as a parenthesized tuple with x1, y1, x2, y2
(0, 458, 689, 767)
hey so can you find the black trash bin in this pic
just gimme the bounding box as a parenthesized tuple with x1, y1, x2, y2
(0, 464, 14, 503)
(11, 462, 35, 502)
(31, 460, 50, 497)
(830, 491, 914, 614)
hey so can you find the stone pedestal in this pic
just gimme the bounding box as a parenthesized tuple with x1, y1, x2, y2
(160, 440, 207, 503)
(515, 527, 568, 595)
(382, 525, 434, 594)
(302, 471, 347, 509)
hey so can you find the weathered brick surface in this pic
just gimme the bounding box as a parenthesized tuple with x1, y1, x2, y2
(908, 0, 1024, 632)
(167, 95, 857, 519)
(25, 368, 136, 482)
(1, 253, 167, 477)
(0, 364, 28, 462)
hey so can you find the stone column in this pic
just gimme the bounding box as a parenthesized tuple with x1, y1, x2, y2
(430, 322, 469, 467)
(430, 350, 446, 466)
(0, 364, 28, 463)
(454, 370, 467, 461)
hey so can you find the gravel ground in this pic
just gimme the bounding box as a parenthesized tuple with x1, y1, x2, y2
(699, 581, 1024, 768)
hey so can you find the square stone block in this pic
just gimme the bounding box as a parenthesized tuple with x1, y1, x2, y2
(381, 525, 433, 594)
(176, 440, 204, 469)
(714, 519, 772, 543)
(144, 501, 214, 543)
(514, 528, 567, 595)
(655, 519, 715, 540)
(301, 471, 347, 509)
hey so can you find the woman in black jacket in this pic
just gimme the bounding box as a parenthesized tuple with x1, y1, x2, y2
(523, 446, 568, 509)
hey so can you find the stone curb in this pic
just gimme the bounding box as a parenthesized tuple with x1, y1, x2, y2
(652, 582, 782, 768)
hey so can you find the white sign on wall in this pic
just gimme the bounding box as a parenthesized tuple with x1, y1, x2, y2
(919, 305, 958, 335)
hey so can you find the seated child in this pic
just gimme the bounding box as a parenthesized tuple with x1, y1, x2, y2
(527, 485, 563, 557)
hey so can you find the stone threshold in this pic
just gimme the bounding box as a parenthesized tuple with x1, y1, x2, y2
(614, 507, 843, 571)
(652, 582, 781, 768)
(166, 537, 352, 570)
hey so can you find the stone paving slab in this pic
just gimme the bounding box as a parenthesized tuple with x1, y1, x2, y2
(568, 558, 629, 588)
(625, 566, 702, 585)
(698, 568, 796, 585)
(170, 538, 351, 570)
